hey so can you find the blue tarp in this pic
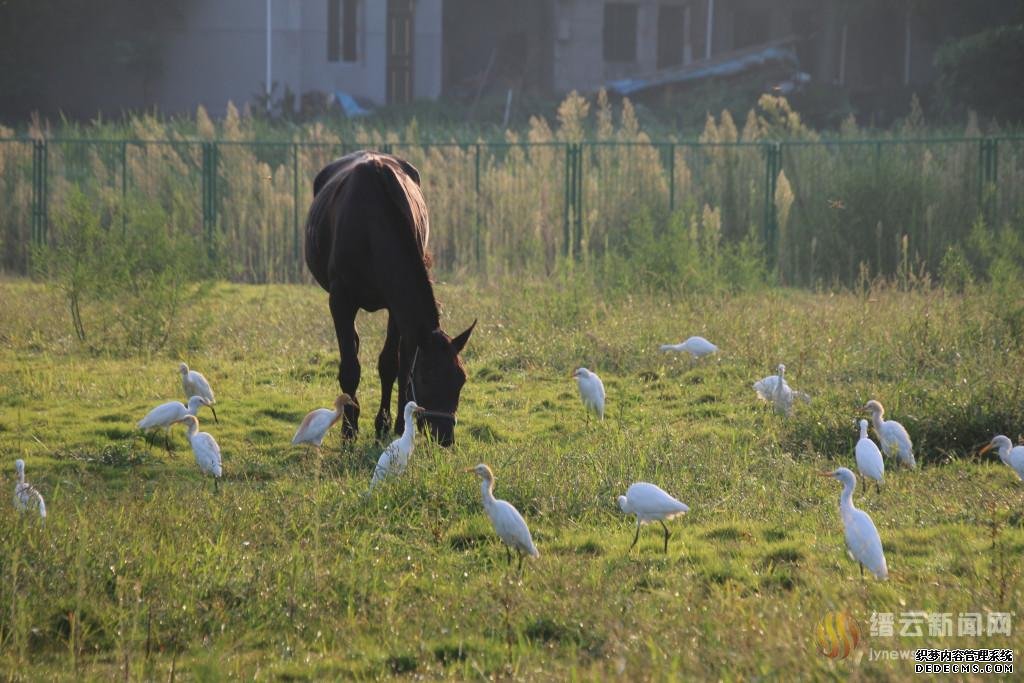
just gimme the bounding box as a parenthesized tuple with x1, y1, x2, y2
(331, 91, 372, 118)
(608, 44, 800, 96)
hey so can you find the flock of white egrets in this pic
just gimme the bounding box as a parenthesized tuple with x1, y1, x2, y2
(572, 335, 1023, 580)
(12, 334, 1024, 578)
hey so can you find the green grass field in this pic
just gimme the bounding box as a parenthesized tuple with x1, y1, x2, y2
(1, 277, 1022, 680)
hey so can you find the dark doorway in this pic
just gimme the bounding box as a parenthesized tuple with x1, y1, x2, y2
(387, 0, 414, 104)
(657, 5, 687, 69)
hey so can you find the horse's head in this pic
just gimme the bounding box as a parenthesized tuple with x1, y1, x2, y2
(410, 320, 476, 447)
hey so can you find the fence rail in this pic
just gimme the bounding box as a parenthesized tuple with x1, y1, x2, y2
(1, 136, 1021, 285)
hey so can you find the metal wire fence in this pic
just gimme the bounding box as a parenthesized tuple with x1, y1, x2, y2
(1, 136, 1021, 285)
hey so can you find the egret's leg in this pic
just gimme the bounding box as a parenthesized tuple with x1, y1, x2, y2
(517, 553, 524, 573)
(506, 546, 512, 566)
(660, 520, 671, 554)
(859, 562, 864, 579)
(165, 429, 172, 452)
(629, 522, 641, 551)
(876, 481, 881, 495)
(213, 477, 219, 493)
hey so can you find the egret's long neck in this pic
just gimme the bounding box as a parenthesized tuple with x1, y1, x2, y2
(997, 443, 1011, 465)
(859, 422, 868, 439)
(16, 468, 24, 485)
(480, 476, 496, 507)
(870, 411, 884, 433)
(186, 421, 198, 439)
(400, 407, 417, 447)
(839, 478, 855, 514)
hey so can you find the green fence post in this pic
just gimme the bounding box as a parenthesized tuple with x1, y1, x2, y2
(293, 142, 300, 282)
(121, 140, 128, 236)
(31, 139, 48, 251)
(763, 142, 781, 262)
(978, 137, 999, 223)
(574, 143, 583, 259)
(474, 143, 481, 268)
(202, 142, 218, 262)
(563, 143, 572, 258)
(667, 142, 675, 213)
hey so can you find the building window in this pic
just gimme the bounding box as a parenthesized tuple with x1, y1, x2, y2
(328, 0, 359, 62)
(603, 3, 638, 63)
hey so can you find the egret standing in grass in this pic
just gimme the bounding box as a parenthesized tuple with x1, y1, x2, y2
(863, 400, 915, 469)
(573, 367, 605, 422)
(753, 364, 810, 416)
(617, 482, 689, 553)
(753, 364, 786, 402)
(179, 363, 217, 422)
(176, 415, 222, 491)
(467, 463, 539, 571)
(855, 419, 884, 493)
(292, 394, 355, 453)
(981, 435, 1024, 481)
(659, 336, 718, 358)
(822, 467, 888, 580)
(137, 396, 212, 451)
(368, 401, 425, 491)
(13, 459, 46, 520)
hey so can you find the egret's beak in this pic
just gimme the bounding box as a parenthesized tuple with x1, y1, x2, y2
(413, 407, 426, 416)
(818, 470, 835, 478)
(463, 467, 476, 473)
(980, 443, 995, 454)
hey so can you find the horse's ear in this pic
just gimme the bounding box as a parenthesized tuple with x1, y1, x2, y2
(398, 159, 421, 186)
(451, 319, 477, 354)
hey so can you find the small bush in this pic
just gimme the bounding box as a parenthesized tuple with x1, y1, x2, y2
(34, 189, 210, 355)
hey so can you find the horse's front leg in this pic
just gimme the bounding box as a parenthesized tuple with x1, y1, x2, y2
(393, 338, 417, 435)
(329, 286, 361, 439)
(375, 314, 400, 440)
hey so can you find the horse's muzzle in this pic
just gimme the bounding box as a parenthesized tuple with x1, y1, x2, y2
(418, 411, 457, 447)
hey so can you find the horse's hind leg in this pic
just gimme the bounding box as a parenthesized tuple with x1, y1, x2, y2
(329, 285, 361, 439)
(375, 314, 400, 440)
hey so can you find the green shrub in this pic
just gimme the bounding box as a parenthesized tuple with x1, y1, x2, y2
(34, 188, 210, 355)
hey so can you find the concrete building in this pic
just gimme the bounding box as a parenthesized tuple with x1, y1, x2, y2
(25, 0, 971, 119)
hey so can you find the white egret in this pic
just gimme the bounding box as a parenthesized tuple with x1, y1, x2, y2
(863, 400, 915, 469)
(617, 482, 689, 553)
(176, 415, 223, 491)
(137, 396, 212, 451)
(822, 467, 888, 580)
(368, 401, 424, 490)
(467, 463, 539, 571)
(179, 363, 217, 422)
(13, 459, 46, 519)
(855, 419, 884, 493)
(753, 364, 786, 401)
(659, 336, 718, 358)
(753, 364, 810, 416)
(292, 394, 355, 450)
(572, 367, 605, 421)
(981, 435, 1024, 481)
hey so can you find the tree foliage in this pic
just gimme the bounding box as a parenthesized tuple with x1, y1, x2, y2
(935, 24, 1024, 123)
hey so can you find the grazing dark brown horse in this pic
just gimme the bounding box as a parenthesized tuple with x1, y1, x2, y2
(305, 151, 475, 446)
